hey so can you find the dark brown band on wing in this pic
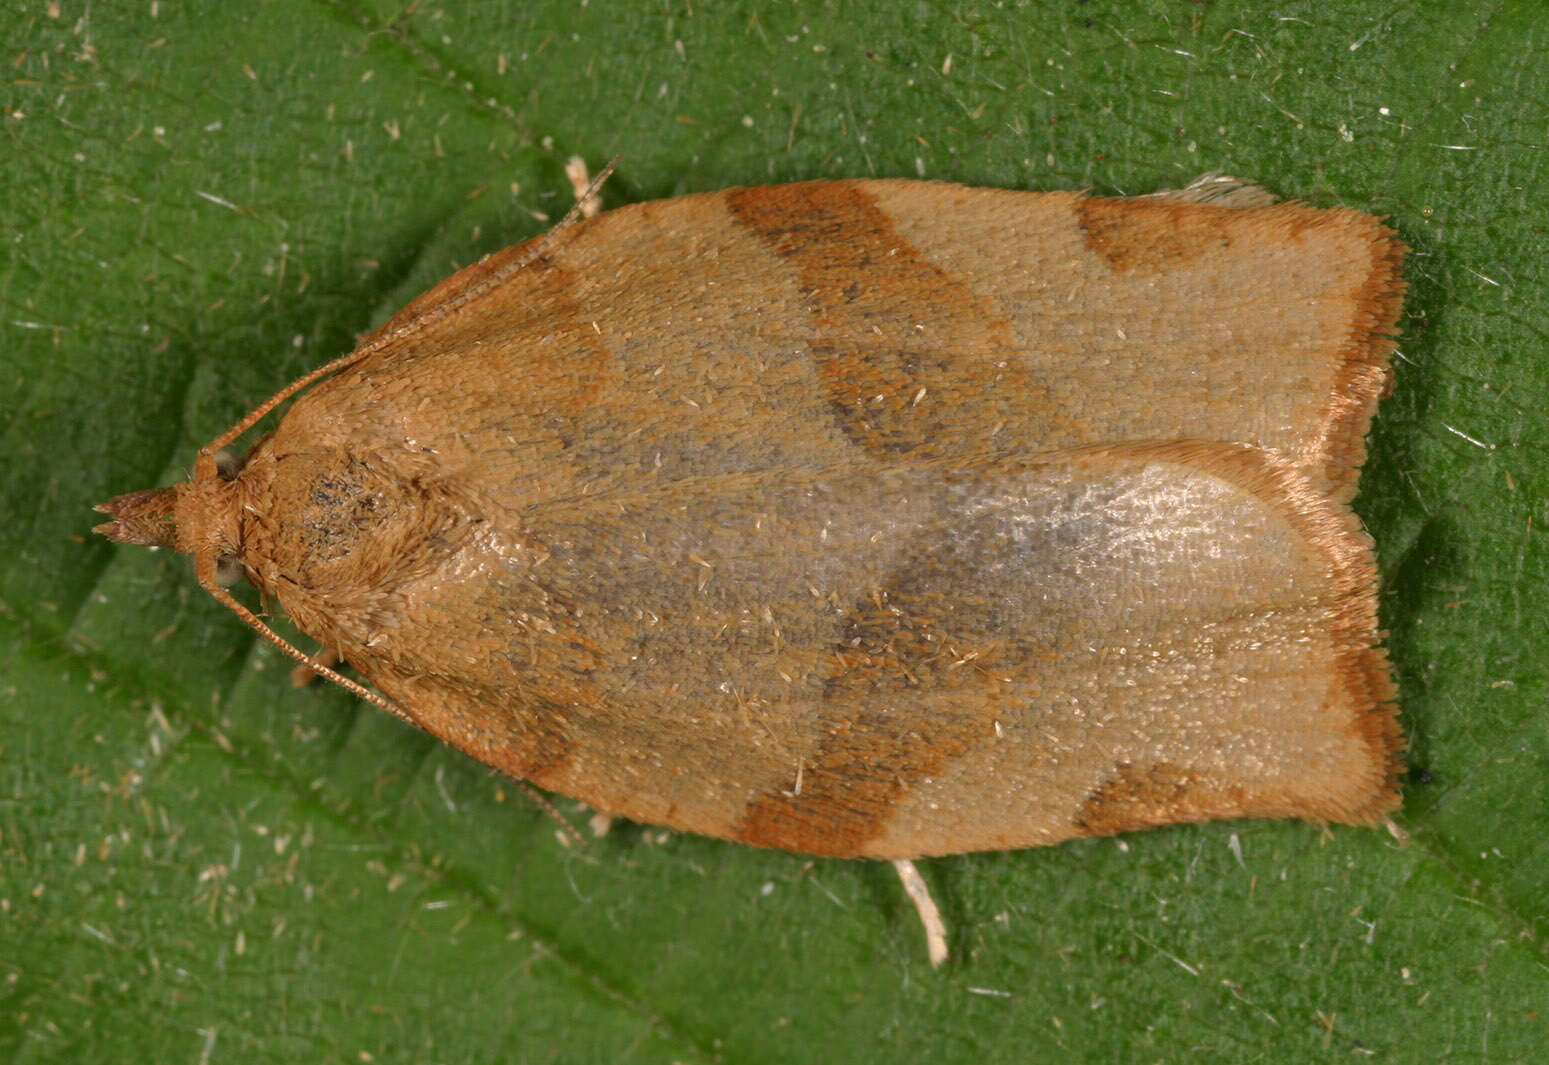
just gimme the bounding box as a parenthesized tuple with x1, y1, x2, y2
(1075, 198, 1273, 275)
(1074, 761, 1249, 837)
(734, 579, 1010, 856)
(725, 182, 1079, 458)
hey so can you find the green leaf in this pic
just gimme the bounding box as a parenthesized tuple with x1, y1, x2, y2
(3, 1, 1545, 1061)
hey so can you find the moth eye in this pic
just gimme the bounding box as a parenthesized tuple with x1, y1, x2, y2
(214, 448, 243, 480)
(215, 555, 245, 587)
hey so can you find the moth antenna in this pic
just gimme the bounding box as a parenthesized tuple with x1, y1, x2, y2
(200, 555, 585, 834)
(197, 156, 621, 461)
(176, 161, 627, 765)
(192, 550, 419, 727)
(289, 645, 343, 688)
(516, 782, 587, 848)
(564, 155, 612, 219)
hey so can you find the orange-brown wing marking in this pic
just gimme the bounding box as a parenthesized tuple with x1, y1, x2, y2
(733, 510, 1018, 857)
(1077, 196, 1405, 502)
(1073, 761, 1250, 837)
(725, 182, 1088, 458)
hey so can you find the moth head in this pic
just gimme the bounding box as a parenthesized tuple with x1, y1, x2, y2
(93, 443, 260, 586)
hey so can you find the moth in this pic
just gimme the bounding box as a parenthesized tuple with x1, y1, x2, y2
(98, 168, 1406, 964)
